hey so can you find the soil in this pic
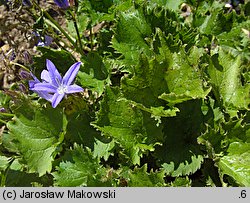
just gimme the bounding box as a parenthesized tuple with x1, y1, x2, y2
(0, 1, 66, 90)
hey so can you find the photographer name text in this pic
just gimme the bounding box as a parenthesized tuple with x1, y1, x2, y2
(2, 189, 116, 200)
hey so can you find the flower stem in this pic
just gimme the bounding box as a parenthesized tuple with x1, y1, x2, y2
(29, 0, 89, 55)
(9, 62, 30, 71)
(1, 173, 6, 187)
(0, 118, 7, 125)
(0, 112, 14, 117)
(30, 1, 77, 51)
(89, 25, 94, 51)
(0, 158, 14, 187)
(69, 10, 84, 56)
(42, 10, 75, 46)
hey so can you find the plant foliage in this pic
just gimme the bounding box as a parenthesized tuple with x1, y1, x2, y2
(0, 0, 249, 187)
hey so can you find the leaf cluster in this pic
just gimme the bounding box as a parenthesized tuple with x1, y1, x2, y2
(0, 0, 249, 187)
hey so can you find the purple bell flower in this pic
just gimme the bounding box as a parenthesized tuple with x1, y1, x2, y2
(19, 69, 31, 80)
(32, 31, 53, 47)
(29, 72, 54, 103)
(29, 59, 83, 108)
(37, 35, 53, 47)
(0, 107, 6, 113)
(54, 0, 69, 9)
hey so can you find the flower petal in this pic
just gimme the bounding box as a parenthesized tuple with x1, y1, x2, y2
(30, 72, 40, 83)
(29, 72, 54, 104)
(31, 83, 57, 93)
(36, 91, 53, 102)
(29, 80, 36, 89)
(66, 84, 84, 94)
(46, 59, 62, 86)
(44, 35, 53, 46)
(29, 73, 41, 89)
(19, 70, 31, 80)
(37, 41, 45, 47)
(63, 62, 81, 86)
(51, 93, 65, 108)
(41, 70, 51, 83)
(54, 0, 69, 9)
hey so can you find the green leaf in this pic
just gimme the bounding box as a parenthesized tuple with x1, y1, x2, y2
(111, 4, 198, 70)
(159, 93, 195, 106)
(120, 30, 210, 108)
(33, 47, 76, 75)
(0, 91, 10, 109)
(53, 144, 109, 186)
(78, 0, 114, 15)
(197, 97, 226, 155)
(217, 20, 250, 49)
(77, 72, 106, 96)
(5, 169, 52, 186)
(5, 158, 52, 186)
(4, 105, 65, 176)
(171, 176, 192, 187)
(198, 97, 250, 160)
(208, 48, 250, 111)
(82, 52, 109, 80)
(162, 155, 204, 177)
(218, 142, 250, 186)
(88, 0, 114, 13)
(0, 156, 11, 171)
(148, 0, 184, 11)
(198, 124, 226, 156)
(67, 13, 89, 39)
(65, 110, 100, 150)
(199, 8, 233, 35)
(111, 8, 152, 68)
(159, 46, 211, 106)
(93, 87, 163, 165)
(225, 118, 250, 143)
(156, 100, 204, 176)
(123, 164, 165, 187)
(93, 139, 115, 161)
(78, 52, 110, 96)
(121, 53, 169, 107)
(133, 102, 179, 118)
